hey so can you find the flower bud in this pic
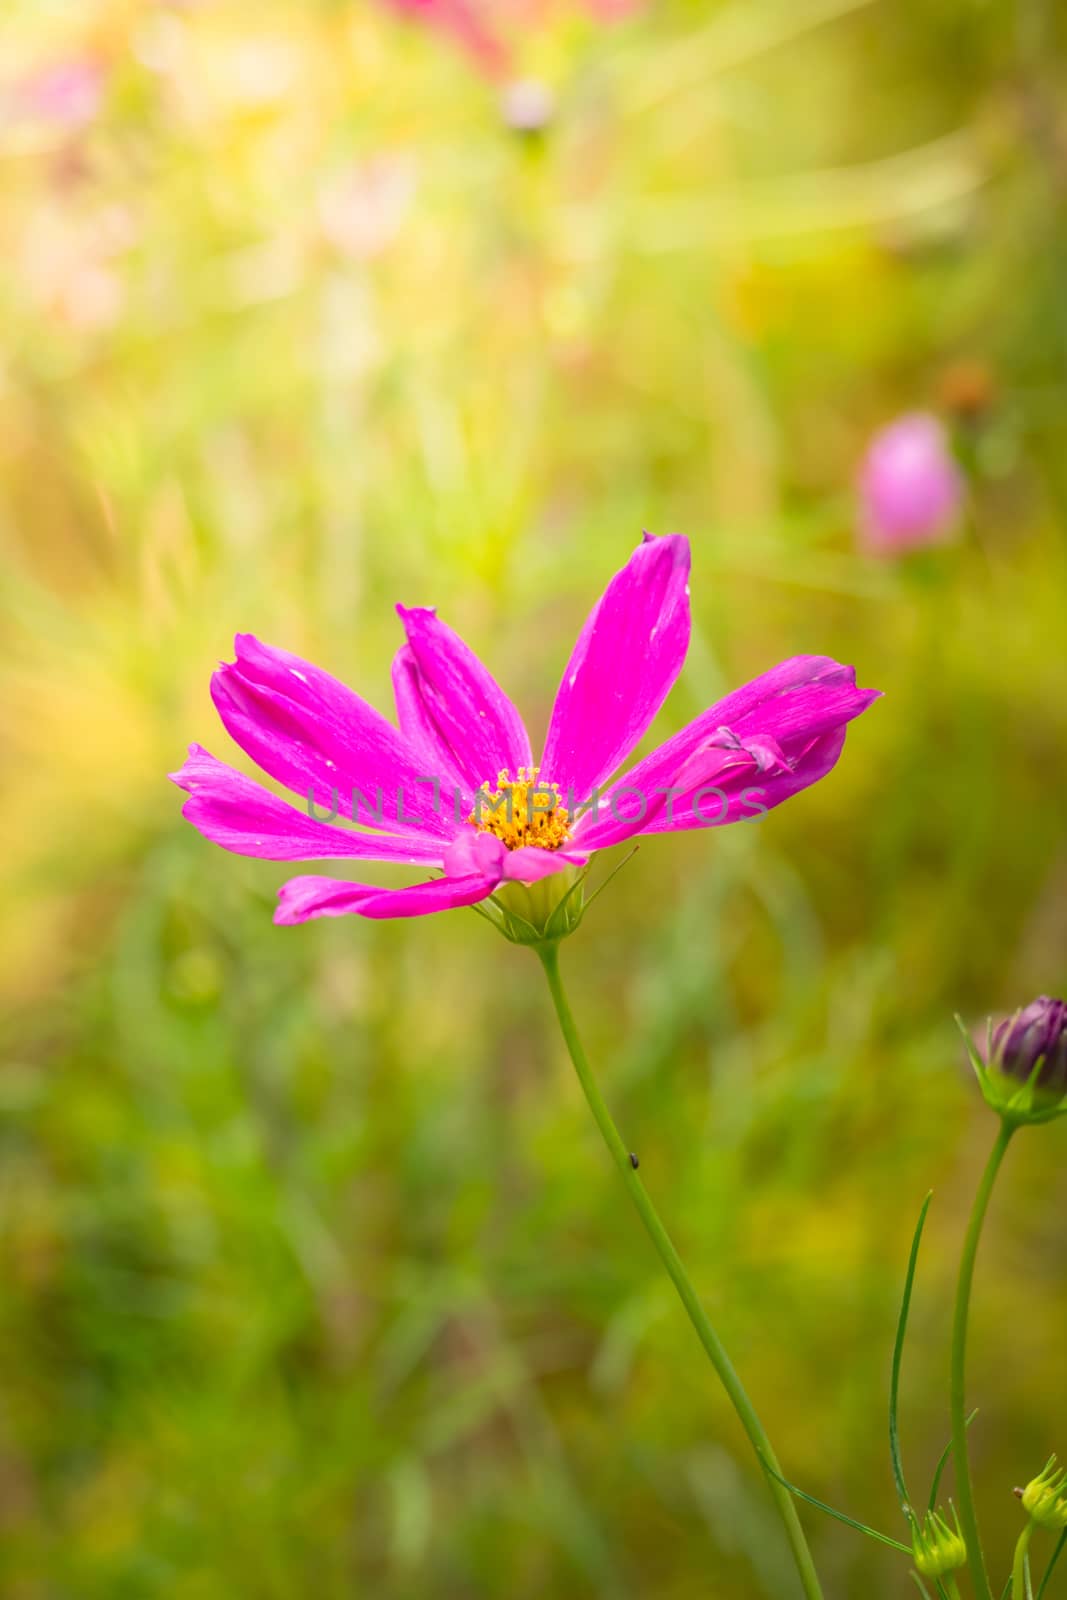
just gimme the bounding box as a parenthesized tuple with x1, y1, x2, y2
(911, 1508, 967, 1578)
(1021, 1457, 1067, 1530)
(994, 999, 1067, 1094)
(959, 997, 1067, 1126)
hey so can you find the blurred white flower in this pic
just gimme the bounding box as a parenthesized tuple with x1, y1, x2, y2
(223, 37, 300, 107)
(20, 204, 137, 333)
(316, 156, 417, 261)
(501, 79, 555, 133)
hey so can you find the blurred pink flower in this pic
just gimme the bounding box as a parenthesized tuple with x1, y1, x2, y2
(380, 0, 643, 76)
(17, 59, 105, 129)
(382, 0, 511, 74)
(858, 413, 964, 554)
(171, 533, 879, 926)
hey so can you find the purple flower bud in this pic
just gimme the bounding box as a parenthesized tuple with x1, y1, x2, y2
(992, 997, 1067, 1093)
(858, 413, 964, 554)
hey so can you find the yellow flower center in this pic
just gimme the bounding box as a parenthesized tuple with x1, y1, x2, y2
(469, 767, 572, 852)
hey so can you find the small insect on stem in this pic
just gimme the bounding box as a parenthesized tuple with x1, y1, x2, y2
(629, 1152, 640, 1169)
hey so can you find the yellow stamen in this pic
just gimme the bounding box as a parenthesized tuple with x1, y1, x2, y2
(469, 766, 571, 852)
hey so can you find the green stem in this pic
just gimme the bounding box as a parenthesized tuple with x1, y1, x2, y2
(1013, 1522, 1035, 1600)
(1035, 1528, 1067, 1599)
(537, 942, 825, 1600)
(950, 1120, 1015, 1600)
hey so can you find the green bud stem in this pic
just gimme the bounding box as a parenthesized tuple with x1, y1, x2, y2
(1013, 1522, 1035, 1600)
(950, 1120, 1016, 1600)
(537, 940, 825, 1600)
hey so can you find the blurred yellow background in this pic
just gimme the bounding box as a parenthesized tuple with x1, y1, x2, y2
(2, 1, 1066, 1595)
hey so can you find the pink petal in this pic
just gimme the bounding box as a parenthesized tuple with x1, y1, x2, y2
(394, 607, 532, 791)
(274, 872, 498, 924)
(503, 846, 589, 884)
(541, 533, 691, 804)
(641, 728, 849, 835)
(392, 646, 467, 792)
(170, 745, 444, 864)
(211, 634, 453, 839)
(575, 658, 879, 848)
(441, 829, 507, 879)
(275, 827, 511, 923)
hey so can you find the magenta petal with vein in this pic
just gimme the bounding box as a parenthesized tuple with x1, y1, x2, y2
(276, 832, 508, 925)
(542, 533, 691, 803)
(171, 745, 445, 863)
(394, 606, 532, 791)
(575, 661, 879, 850)
(391, 647, 467, 790)
(212, 634, 453, 838)
(274, 870, 498, 925)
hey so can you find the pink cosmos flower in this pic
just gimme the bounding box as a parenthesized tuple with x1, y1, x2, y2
(858, 413, 964, 554)
(171, 534, 879, 926)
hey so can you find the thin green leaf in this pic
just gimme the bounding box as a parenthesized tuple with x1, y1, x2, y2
(582, 846, 640, 915)
(928, 1409, 979, 1510)
(911, 1574, 935, 1600)
(1035, 1530, 1065, 1600)
(891, 1191, 933, 1513)
(761, 1461, 911, 1553)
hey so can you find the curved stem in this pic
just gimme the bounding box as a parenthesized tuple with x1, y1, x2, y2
(537, 942, 824, 1600)
(950, 1120, 1015, 1600)
(1013, 1521, 1035, 1600)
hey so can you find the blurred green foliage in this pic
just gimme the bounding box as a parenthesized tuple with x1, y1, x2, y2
(2, 0, 1067, 1595)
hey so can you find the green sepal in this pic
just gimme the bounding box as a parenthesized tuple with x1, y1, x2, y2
(490, 865, 588, 946)
(956, 1016, 1067, 1128)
